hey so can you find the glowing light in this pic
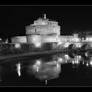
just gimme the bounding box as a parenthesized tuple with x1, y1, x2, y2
(33, 59, 42, 72)
(75, 60, 79, 64)
(16, 62, 21, 77)
(57, 40, 63, 45)
(15, 43, 21, 48)
(34, 42, 41, 48)
(58, 57, 63, 63)
(64, 42, 70, 48)
(74, 56, 81, 64)
(74, 38, 80, 42)
(56, 63, 61, 72)
(90, 61, 92, 65)
(64, 54, 70, 60)
(72, 60, 75, 64)
(86, 63, 89, 66)
(44, 14, 46, 19)
(85, 52, 88, 57)
(86, 37, 92, 42)
(75, 43, 82, 48)
(78, 55, 81, 60)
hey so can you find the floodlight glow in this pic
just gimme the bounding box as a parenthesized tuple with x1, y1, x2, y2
(15, 43, 21, 48)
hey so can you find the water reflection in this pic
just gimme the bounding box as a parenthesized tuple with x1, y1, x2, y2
(29, 59, 61, 81)
(1, 50, 92, 86)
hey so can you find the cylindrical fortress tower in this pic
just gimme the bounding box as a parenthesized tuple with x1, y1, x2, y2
(25, 14, 61, 47)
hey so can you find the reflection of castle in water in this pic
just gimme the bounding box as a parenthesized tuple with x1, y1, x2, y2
(1, 14, 92, 84)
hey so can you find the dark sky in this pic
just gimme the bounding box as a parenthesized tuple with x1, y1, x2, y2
(0, 6, 92, 38)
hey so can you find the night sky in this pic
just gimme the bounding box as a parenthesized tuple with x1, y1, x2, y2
(0, 6, 92, 38)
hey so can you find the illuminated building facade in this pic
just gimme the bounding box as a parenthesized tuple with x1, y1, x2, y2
(11, 14, 82, 49)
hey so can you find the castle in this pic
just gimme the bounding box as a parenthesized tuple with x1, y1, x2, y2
(11, 14, 82, 49)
